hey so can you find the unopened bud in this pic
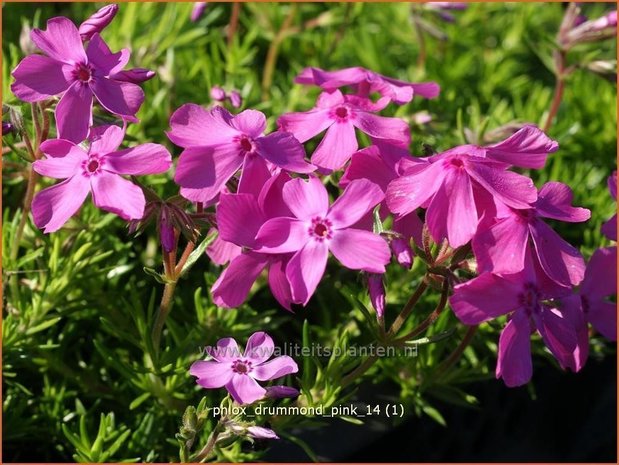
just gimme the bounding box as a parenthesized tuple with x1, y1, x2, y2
(79, 4, 119, 41)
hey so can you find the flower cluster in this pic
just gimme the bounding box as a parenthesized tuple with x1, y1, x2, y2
(11, 5, 615, 392)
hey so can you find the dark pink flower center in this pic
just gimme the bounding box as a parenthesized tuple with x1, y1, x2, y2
(335, 106, 348, 118)
(238, 136, 255, 154)
(309, 217, 333, 241)
(231, 359, 253, 375)
(87, 159, 100, 172)
(449, 158, 464, 169)
(74, 63, 93, 82)
(518, 282, 539, 314)
(83, 157, 102, 176)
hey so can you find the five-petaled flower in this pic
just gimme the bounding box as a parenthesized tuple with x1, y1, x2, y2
(255, 177, 391, 305)
(11, 17, 147, 143)
(32, 125, 172, 233)
(190, 332, 298, 405)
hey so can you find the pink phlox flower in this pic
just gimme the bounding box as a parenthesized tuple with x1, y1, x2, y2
(168, 104, 314, 203)
(294, 66, 440, 105)
(11, 17, 146, 143)
(31, 124, 172, 233)
(211, 171, 297, 310)
(190, 332, 298, 405)
(473, 181, 590, 287)
(277, 89, 411, 173)
(562, 246, 617, 342)
(78, 4, 119, 41)
(450, 250, 584, 387)
(254, 176, 391, 305)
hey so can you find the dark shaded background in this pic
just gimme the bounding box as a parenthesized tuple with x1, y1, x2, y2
(267, 355, 617, 462)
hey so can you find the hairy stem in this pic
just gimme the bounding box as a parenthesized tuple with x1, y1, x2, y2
(434, 325, 478, 377)
(543, 50, 566, 132)
(151, 281, 178, 352)
(261, 5, 296, 100)
(193, 425, 222, 462)
(387, 278, 429, 338)
(391, 279, 450, 344)
(227, 2, 241, 49)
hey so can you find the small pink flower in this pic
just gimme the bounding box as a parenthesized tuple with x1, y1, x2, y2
(11, 17, 146, 143)
(563, 246, 617, 342)
(294, 66, 440, 105)
(190, 332, 298, 405)
(31, 125, 171, 233)
(473, 182, 590, 287)
(278, 90, 410, 173)
(254, 177, 391, 305)
(168, 104, 314, 203)
(191, 2, 208, 22)
(450, 250, 584, 387)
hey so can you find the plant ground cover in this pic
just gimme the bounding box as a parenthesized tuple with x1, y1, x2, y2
(2, 2, 617, 462)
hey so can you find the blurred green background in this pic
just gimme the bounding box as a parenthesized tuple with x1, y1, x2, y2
(2, 2, 616, 462)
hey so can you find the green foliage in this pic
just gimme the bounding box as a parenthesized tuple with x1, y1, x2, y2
(2, 2, 616, 462)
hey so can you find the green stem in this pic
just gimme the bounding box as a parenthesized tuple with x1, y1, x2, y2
(341, 354, 379, 388)
(151, 280, 177, 352)
(193, 424, 222, 462)
(261, 5, 296, 100)
(434, 325, 478, 377)
(391, 279, 450, 344)
(387, 278, 429, 338)
(227, 2, 241, 49)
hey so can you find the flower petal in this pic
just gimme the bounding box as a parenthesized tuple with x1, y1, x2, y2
(534, 305, 579, 371)
(167, 104, 239, 148)
(496, 311, 533, 387)
(530, 219, 585, 287)
(311, 121, 358, 172)
(34, 140, 86, 178)
(10, 55, 72, 101)
(328, 179, 384, 229)
(601, 214, 617, 241)
(450, 273, 523, 325)
(485, 124, 558, 169)
(207, 337, 242, 362)
(211, 253, 268, 308)
(340, 146, 397, 191)
(32, 175, 90, 233)
(217, 193, 265, 248)
(230, 109, 266, 137)
(277, 108, 333, 143)
(226, 374, 266, 405)
(174, 145, 243, 203)
(534, 182, 590, 222)
(588, 301, 617, 342)
(465, 161, 537, 209)
(89, 124, 125, 154)
(30, 17, 86, 64)
(105, 144, 172, 175)
(329, 228, 390, 273)
(244, 332, 274, 363)
(444, 168, 478, 248)
(351, 111, 410, 146)
(254, 218, 308, 253)
(472, 214, 529, 275)
(55, 82, 93, 143)
(252, 356, 298, 381)
(91, 76, 144, 117)
(86, 33, 130, 76)
(190, 360, 234, 388)
(386, 161, 446, 217)
(286, 240, 329, 305)
(581, 246, 617, 299)
(282, 176, 329, 220)
(254, 131, 315, 173)
(206, 234, 242, 266)
(268, 256, 294, 311)
(90, 171, 145, 220)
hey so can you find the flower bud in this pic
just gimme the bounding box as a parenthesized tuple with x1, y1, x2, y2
(247, 426, 279, 440)
(19, 22, 37, 55)
(191, 2, 208, 22)
(264, 385, 300, 399)
(210, 86, 227, 102)
(2, 121, 14, 135)
(229, 90, 242, 108)
(112, 68, 156, 84)
(79, 4, 119, 41)
(368, 274, 386, 320)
